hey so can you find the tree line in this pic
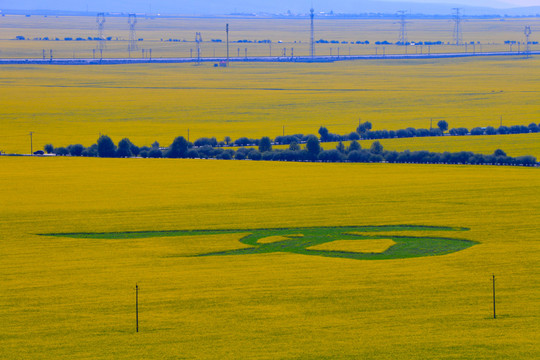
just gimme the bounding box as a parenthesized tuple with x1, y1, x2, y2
(317, 120, 540, 142)
(43, 133, 537, 166)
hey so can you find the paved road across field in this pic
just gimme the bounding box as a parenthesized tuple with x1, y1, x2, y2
(0, 51, 538, 65)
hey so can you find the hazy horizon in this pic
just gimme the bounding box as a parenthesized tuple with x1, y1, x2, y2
(2, 0, 540, 14)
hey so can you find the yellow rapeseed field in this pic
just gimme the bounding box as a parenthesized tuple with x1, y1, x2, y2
(307, 239, 397, 253)
(1, 57, 539, 155)
(0, 157, 538, 359)
(316, 133, 540, 158)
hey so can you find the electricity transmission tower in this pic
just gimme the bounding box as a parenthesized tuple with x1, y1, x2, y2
(453, 8, 463, 45)
(195, 32, 203, 63)
(397, 11, 407, 45)
(310, 8, 315, 57)
(96, 13, 106, 51)
(128, 14, 138, 54)
(524, 26, 532, 58)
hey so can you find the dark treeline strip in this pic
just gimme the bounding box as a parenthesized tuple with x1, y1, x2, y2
(38, 119, 540, 158)
(318, 120, 540, 142)
(42, 135, 538, 167)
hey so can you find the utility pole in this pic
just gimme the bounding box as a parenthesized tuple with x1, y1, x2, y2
(492, 274, 496, 319)
(195, 32, 203, 64)
(29, 131, 33, 154)
(135, 284, 139, 332)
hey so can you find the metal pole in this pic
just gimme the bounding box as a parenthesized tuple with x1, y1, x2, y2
(492, 274, 496, 319)
(226, 24, 229, 66)
(30, 132, 33, 154)
(310, 8, 315, 57)
(136, 284, 139, 332)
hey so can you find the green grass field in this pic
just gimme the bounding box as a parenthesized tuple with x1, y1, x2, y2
(46, 225, 476, 260)
(0, 157, 539, 359)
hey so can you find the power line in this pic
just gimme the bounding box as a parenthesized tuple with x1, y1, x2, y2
(524, 26, 532, 58)
(128, 14, 138, 55)
(453, 8, 463, 46)
(397, 11, 408, 45)
(195, 32, 203, 64)
(96, 13, 106, 52)
(310, 8, 315, 57)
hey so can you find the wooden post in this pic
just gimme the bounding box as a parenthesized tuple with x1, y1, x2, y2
(492, 275, 496, 319)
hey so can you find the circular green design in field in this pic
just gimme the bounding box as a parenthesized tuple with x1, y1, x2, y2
(43, 225, 477, 260)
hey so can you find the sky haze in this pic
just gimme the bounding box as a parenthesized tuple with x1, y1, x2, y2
(2, 0, 539, 14)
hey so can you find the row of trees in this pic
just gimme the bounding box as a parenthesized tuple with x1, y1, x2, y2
(317, 120, 540, 143)
(44, 134, 537, 166)
(46, 120, 533, 156)
(44, 120, 535, 157)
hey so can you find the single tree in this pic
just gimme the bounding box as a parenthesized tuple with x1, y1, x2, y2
(68, 144, 84, 156)
(97, 135, 117, 157)
(44, 144, 54, 154)
(306, 135, 321, 156)
(167, 136, 189, 158)
(318, 126, 329, 141)
(224, 136, 231, 145)
(130, 143, 140, 156)
(437, 120, 448, 134)
(370, 140, 383, 155)
(336, 141, 346, 153)
(116, 138, 133, 158)
(258, 136, 272, 153)
(348, 140, 361, 152)
(494, 149, 506, 157)
(289, 141, 300, 151)
(356, 121, 372, 136)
